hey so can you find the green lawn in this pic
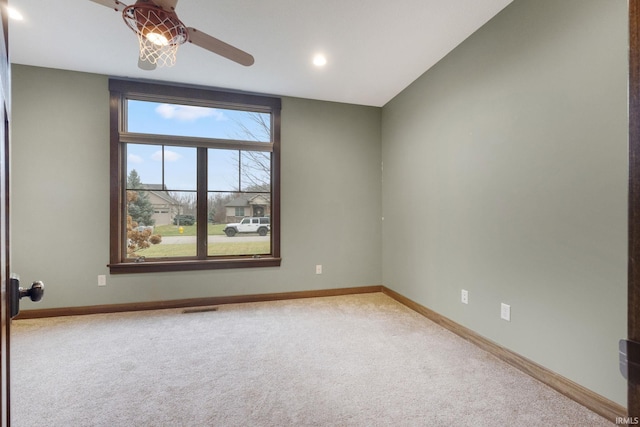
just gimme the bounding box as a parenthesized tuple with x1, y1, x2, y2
(135, 223, 270, 257)
(153, 223, 226, 237)
(135, 241, 270, 257)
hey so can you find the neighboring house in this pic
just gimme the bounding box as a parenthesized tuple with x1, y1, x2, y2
(225, 195, 270, 223)
(142, 184, 181, 226)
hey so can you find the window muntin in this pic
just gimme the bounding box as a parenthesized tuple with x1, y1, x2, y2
(109, 79, 281, 273)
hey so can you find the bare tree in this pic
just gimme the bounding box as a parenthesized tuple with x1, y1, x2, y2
(231, 113, 271, 193)
(168, 191, 197, 216)
(208, 192, 237, 223)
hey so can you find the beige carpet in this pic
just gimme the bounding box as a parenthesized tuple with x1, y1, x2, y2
(10, 293, 612, 426)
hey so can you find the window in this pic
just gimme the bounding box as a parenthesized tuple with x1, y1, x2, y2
(109, 79, 281, 273)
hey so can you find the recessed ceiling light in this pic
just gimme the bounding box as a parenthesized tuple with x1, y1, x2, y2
(313, 54, 327, 67)
(7, 7, 24, 21)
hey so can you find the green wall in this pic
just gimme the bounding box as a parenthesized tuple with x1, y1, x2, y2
(10, 65, 382, 308)
(381, 0, 627, 405)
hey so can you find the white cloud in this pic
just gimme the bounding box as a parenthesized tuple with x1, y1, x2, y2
(128, 154, 143, 164)
(155, 104, 226, 122)
(152, 150, 182, 162)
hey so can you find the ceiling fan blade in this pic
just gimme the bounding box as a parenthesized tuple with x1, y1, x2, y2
(138, 57, 157, 71)
(187, 27, 254, 67)
(152, 0, 178, 12)
(89, 0, 127, 12)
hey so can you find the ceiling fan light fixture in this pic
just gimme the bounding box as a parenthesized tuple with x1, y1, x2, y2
(145, 31, 169, 46)
(90, 0, 254, 68)
(122, 2, 187, 68)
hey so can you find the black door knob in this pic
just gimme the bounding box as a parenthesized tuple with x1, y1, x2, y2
(10, 277, 45, 318)
(19, 281, 44, 302)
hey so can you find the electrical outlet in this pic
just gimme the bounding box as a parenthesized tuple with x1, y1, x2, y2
(98, 275, 106, 287)
(315, 265, 322, 274)
(461, 289, 469, 304)
(501, 303, 511, 321)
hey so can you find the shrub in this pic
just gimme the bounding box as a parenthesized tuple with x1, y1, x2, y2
(173, 214, 195, 226)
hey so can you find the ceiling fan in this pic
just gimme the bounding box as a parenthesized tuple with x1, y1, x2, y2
(90, 0, 254, 70)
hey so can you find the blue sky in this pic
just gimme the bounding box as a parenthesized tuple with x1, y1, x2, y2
(126, 100, 270, 191)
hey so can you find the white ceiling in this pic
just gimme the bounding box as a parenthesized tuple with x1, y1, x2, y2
(8, 0, 513, 107)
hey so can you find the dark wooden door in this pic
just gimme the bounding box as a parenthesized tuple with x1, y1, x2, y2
(629, 1, 640, 418)
(0, 0, 9, 425)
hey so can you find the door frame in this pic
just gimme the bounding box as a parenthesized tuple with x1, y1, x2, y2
(0, 0, 9, 425)
(629, 0, 640, 418)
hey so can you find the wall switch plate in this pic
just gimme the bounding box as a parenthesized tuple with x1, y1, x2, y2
(315, 265, 322, 274)
(461, 289, 469, 304)
(98, 275, 106, 287)
(501, 303, 511, 321)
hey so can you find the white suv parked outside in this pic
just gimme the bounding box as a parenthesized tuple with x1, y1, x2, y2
(224, 217, 270, 237)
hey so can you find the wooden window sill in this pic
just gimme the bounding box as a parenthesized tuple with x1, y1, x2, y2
(108, 257, 282, 274)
